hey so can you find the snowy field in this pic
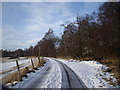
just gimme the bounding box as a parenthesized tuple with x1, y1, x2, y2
(0, 57, 37, 77)
(56, 58, 118, 88)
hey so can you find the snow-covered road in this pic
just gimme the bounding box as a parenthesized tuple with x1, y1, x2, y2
(10, 57, 118, 88)
(56, 60, 87, 88)
(13, 58, 87, 88)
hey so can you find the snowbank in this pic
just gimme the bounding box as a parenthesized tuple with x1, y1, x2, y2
(57, 59, 118, 88)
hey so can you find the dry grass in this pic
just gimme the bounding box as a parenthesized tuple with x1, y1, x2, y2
(1, 57, 13, 63)
(57, 56, 94, 61)
(98, 59, 119, 76)
(79, 57, 93, 61)
(1, 57, 46, 85)
(56, 56, 75, 61)
(26, 56, 37, 59)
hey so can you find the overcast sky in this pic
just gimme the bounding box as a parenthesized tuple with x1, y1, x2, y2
(2, 2, 103, 50)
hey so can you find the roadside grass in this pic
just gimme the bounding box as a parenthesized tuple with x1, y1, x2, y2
(26, 56, 37, 59)
(56, 56, 74, 60)
(97, 58, 120, 85)
(1, 57, 12, 63)
(1, 57, 46, 85)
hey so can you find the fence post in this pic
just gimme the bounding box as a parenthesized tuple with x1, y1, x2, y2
(38, 57, 41, 63)
(42, 57, 44, 60)
(16, 60, 21, 81)
(31, 59, 35, 69)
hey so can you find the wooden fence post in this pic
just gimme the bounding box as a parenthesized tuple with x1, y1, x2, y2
(16, 60, 21, 81)
(42, 57, 44, 61)
(31, 59, 35, 69)
(38, 57, 41, 63)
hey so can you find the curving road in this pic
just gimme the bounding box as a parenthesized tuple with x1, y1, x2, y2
(13, 58, 87, 88)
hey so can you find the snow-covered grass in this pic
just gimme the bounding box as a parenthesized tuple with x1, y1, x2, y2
(0, 58, 36, 75)
(56, 58, 118, 88)
(1, 57, 45, 84)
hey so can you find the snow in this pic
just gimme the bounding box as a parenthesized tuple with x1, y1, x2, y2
(3, 57, 118, 88)
(56, 58, 118, 88)
(11, 58, 62, 88)
(39, 58, 62, 88)
(0, 58, 37, 77)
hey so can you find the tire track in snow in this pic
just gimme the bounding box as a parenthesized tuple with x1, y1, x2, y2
(55, 60, 88, 88)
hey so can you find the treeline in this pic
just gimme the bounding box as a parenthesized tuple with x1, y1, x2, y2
(1, 2, 119, 60)
(1, 29, 58, 58)
(58, 2, 119, 59)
